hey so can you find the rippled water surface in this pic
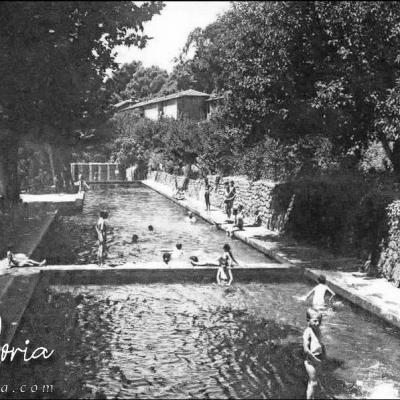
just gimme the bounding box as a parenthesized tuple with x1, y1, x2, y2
(3, 282, 400, 399)
(39, 186, 275, 266)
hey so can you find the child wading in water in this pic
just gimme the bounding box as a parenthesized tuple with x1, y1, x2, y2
(222, 243, 239, 267)
(303, 308, 325, 399)
(302, 274, 335, 309)
(95, 210, 108, 267)
(216, 256, 233, 285)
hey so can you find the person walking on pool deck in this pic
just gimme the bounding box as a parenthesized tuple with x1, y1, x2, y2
(228, 180, 237, 216)
(95, 210, 109, 267)
(302, 274, 335, 309)
(223, 181, 232, 220)
(303, 308, 325, 399)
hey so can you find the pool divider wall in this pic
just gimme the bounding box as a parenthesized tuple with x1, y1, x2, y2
(41, 266, 304, 286)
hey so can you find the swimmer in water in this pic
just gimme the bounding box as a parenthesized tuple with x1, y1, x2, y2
(302, 274, 335, 309)
(186, 212, 197, 224)
(303, 308, 325, 399)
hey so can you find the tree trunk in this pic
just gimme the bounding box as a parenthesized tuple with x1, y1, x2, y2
(390, 140, 400, 177)
(0, 134, 20, 201)
(58, 143, 74, 192)
(45, 142, 58, 185)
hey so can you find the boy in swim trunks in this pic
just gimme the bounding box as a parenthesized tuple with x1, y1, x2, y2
(303, 308, 325, 399)
(303, 274, 335, 309)
(95, 210, 108, 267)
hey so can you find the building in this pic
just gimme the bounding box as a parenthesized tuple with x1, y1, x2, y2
(118, 89, 210, 121)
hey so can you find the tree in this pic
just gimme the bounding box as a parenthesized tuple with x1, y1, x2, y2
(160, 14, 233, 95)
(105, 60, 142, 104)
(122, 64, 169, 101)
(311, 1, 400, 172)
(0, 1, 164, 199)
(110, 111, 164, 178)
(175, 1, 400, 177)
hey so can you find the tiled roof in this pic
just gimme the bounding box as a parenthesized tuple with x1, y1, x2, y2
(122, 89, 210, 111)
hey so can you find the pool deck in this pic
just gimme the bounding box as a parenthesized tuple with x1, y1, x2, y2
(20, 191, 84, 209)
(142, 179, 400, 330)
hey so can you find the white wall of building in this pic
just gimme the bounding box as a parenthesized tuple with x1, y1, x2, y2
(162, 99, 178, 119)
(144, 104, 159, 120)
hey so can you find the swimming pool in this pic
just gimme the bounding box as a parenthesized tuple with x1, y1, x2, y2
(8, 184, 400, 399)
(36, 185, 276, 266)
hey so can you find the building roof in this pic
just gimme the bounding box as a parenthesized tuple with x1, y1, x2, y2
(113, 99, 133, 108)
(205, 95, 224, 102)
(121, 89, 210, 111)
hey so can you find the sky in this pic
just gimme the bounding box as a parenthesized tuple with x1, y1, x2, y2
(113, 1, 231, 72)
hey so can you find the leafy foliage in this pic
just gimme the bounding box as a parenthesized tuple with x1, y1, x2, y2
(122, 64, 169, 102)
(0, 1, 164, 198)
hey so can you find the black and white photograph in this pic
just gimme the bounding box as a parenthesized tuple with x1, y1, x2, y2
(1, 1, 400, 399)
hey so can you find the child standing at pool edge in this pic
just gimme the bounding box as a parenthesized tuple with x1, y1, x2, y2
(95, 210, 108, 267)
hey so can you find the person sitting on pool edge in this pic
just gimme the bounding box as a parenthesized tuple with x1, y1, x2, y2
(226, 205, 245, 237)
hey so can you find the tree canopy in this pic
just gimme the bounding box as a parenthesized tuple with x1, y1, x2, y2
(0, 1, 164, 198)
(160, 1, 400, 177)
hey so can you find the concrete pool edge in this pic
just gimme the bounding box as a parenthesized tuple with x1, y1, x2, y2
(142, 179, 400, 330)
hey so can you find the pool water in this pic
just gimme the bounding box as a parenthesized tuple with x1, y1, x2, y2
(13, 184, 400, 399)
(38, 186, 276, 266)
(3, 281, 400, 399)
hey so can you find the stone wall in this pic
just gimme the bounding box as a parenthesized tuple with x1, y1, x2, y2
(147, 171, 280, 230)
(377, 201, 400, 287)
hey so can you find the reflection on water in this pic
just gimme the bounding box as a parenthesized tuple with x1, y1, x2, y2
(36, 186, 275, 266)
(5, 282, 400, 399)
